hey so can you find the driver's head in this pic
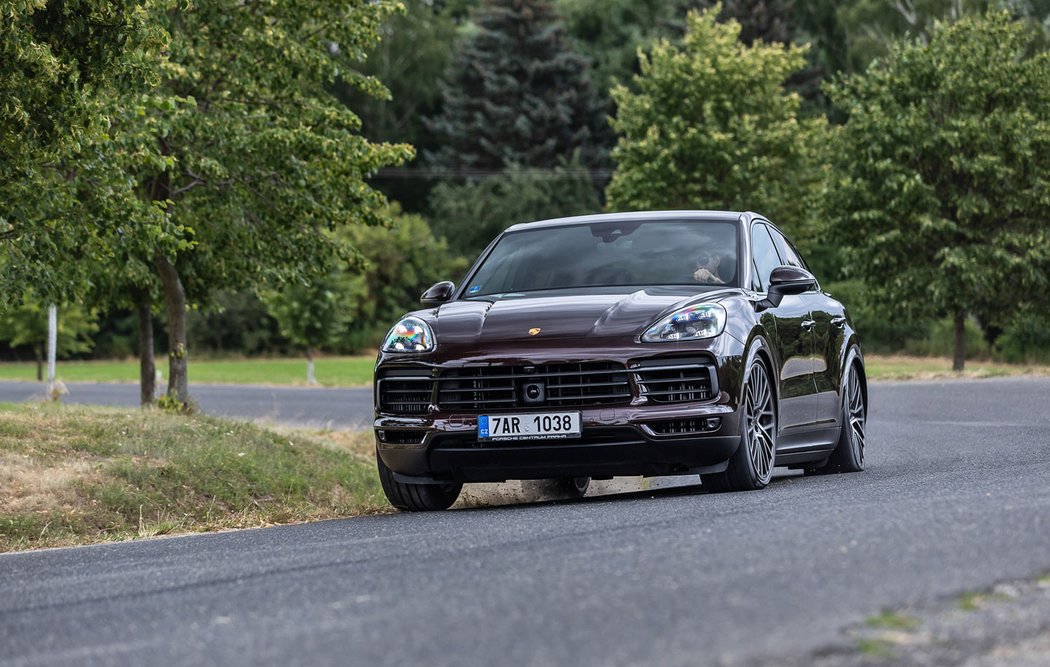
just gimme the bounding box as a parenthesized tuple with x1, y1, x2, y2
(696, 251, 721, 272)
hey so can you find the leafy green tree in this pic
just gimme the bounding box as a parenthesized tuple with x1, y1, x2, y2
(338, 0, 458, 150)
(342, 206, 470, 349)
(1, 0, 170, 306)
(425, 0, 611, 174)
(837, 0, 1050, 71)
(335, 0, 459, 212)
(264, 275, 357, 385)
(0, 298, 98, 381)
(429, 158, 600, 256)
(187, 291, 284, 357)
(124, 1, 413, 408)
(606, 4, 825, 240)
(824, 11, 1050, 371)
(557, 0, 682, 90)
(559, 0, 803, 92)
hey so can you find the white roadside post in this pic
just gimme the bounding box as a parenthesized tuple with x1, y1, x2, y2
(46, 304, 58, 398)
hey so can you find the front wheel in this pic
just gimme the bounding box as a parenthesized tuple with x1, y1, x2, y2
(701, 354, 776, 493)
(552, 477, 590, 498)
(376, 446, 462, 511)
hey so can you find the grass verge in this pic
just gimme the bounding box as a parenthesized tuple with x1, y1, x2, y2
(0, 355, 376, 387)
(0, 402, 385, 552)
(864, 355, 1050, 381)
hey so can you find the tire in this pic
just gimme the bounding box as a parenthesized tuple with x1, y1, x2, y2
(808, 358, 866, 475)
(701, 351, 777, 493)
(376, 446, 462, 511)
(552, 477, 591, 498)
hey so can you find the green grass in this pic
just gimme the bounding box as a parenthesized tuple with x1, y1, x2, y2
(865, 354, 1050, 381)
(0, 355, 376, 387)
(856, 638, 896, 659)
(0, 402, 386, 552)
(865, 611, 920, 631)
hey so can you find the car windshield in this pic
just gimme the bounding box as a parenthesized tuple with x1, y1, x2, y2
(463, 219, 739, 296)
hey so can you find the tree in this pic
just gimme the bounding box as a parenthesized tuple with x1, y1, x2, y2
(429, 157, 600, 256)
(557, 0, 682, 90)
(125, 1, 413, 409)
(606, 4, 825, 241)
(1, 1, 170, 307)
(424, 0, 611, 175)
(264, 274, 356, 385)
(837, 0, 1050, 72)
(0, 298, 98, 381)
(341, 206, 469, 349)
(334, 0, 459, 212)
(338, 0, 458, 150)
(824, 11, 1050, 371)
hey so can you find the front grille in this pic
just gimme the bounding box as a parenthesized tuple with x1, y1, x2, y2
(377, 373, 432, 415)
(437, 362, 630, 410)
(634, 360, 716, 404)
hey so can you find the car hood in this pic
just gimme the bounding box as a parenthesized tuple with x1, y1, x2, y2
(427, 288, 740, 344)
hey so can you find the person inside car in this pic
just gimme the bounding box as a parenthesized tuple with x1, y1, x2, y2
(693, 251, 725, 284)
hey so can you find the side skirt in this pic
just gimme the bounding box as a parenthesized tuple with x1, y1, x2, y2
(775, 426, 839, 466)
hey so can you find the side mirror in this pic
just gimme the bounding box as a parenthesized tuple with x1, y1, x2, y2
(766, 266, 817, 307)
(421, 281, 455, 308)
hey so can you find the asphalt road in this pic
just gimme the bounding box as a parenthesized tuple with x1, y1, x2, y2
(2, 377, 1050, 666)
(0, 381, 375, 429)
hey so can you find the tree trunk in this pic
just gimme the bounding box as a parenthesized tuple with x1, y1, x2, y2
(156, 254, 189, 407)
(34, 344, 43, 382)
(952, 310, 966, 372)
(138, 292, 156, 406)
(306, 345, 317, 385)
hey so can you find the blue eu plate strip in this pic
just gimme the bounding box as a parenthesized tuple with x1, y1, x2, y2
(478, 415, 490, 439)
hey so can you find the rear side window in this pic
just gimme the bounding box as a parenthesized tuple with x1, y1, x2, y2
(768, 227, 807, 270)
(750, 224, 783, 292)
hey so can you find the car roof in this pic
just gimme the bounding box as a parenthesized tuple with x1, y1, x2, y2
(503, 210, 751, 233)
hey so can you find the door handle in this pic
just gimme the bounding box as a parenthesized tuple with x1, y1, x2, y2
(830, 316, 846, 328)
(801, 319, 815, 331)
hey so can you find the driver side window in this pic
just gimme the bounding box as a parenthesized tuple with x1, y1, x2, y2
(750, 224, 783, 292)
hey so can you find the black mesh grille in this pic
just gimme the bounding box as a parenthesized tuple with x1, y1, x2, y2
(379, 430, 427, 445)
(634, 362, 715, 404)
(377, 374, 432, 415)
(646, 418, 720, 435)
(437, 362, 630, 410)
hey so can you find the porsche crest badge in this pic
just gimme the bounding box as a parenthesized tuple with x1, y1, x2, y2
(528, 327, 542, 336)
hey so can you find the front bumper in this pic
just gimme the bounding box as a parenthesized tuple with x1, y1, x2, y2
(376, 395, 744, 484)
(374, 341, 745, 483)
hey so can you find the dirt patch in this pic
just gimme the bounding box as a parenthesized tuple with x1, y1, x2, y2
(0, 453, 97, 515)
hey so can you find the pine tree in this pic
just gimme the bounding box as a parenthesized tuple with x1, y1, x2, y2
(425, 0, 611, 175)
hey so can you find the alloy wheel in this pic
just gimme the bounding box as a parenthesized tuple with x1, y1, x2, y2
(745, 362, 776, 485)
(845, 365, 866, 466)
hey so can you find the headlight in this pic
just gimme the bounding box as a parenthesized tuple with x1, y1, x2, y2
(642, 303, 726, 343)
(382, 317, 435, 352)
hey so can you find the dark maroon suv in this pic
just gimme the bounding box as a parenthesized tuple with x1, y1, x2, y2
(374, 211, 867, 511)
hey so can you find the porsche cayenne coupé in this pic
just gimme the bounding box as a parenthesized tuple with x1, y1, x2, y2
(373, 211, 867, 511)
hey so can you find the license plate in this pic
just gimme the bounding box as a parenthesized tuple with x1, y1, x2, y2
(478, 412, 581, 441)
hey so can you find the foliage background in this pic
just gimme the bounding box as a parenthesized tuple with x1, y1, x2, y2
(3, 0, 1050, 370)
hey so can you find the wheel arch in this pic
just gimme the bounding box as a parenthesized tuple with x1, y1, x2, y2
(742, 331, 780, 425)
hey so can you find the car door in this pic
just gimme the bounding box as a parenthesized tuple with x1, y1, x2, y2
(750, 222, 817, 432)
(767, 227, 842, 428)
